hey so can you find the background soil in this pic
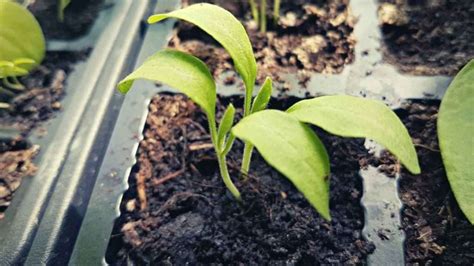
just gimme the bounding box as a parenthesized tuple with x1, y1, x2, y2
(379, 0, 474, 75)
(396, 101, 474, 265)
(106, 94, 375, 264)
(29, 0, 105, 39)
(0, 51, 88, 219)
(170, 0, 356, 87)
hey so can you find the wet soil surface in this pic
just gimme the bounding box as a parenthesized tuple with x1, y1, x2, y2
(29, 0, 105, 39)
(106, 94, 375, 264)
(170, 0, 355, 87)
(0, 51, 88, 219)
(379, 0, 474, 75)
(397, 101, 474, 264)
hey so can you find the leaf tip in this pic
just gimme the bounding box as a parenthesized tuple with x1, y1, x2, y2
(117, 79, 133, 94)
(147, 14, 165, 24)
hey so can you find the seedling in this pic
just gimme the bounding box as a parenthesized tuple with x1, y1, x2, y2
(437, 59, 474, 224)
(58, 0, 71, 22)
(118, 3, 420, 219)
(0, 0, 45, 108)
(249, 0, 281, 32)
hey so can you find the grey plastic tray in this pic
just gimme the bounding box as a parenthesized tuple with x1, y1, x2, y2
(0, 0, 153, 264)
(28, 0, 454, 264)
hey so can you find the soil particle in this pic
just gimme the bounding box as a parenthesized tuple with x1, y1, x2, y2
(170, 0, 356, 87)
(106, 94, 374, 264)
(0, 145, 39, 219)
(379, 0, 474, 75)
(0, 51, 88, 218)
(29, 0, 105, 39)
(397, 101, 474, 265)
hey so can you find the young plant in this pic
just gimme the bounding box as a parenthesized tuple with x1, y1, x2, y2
(437, 59, 474, 224)
(0, 0, 45, 108)
(249, 0, 281, 33)
(118, 3, 420, 219)
(58, 0, 71, 22)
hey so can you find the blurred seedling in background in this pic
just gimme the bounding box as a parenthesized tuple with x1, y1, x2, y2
(249, 0, 281, 32)
(0, 0, 45, 108)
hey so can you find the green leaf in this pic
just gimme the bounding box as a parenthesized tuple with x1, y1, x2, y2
(58, 0, 72, 22)
(438, 60, 474, 224)
(0, 0, 45, 73)
(251, 77, 272, 113)
(117, 49, 216, 121)
(287, 95, 420, 174)
(148, 3, 257, 93)
(0, 60, 29, 78)
(217, 103, 235, 150)
(232, 110, 331, 220)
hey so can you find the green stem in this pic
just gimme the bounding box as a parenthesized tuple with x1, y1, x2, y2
(241, 143, 254, 175)
(260, 0, 267, 33)
(248, 0, 259, 26)
(217, 152, 241, 200)
(273, 0, 281, 25)
(2, 77, 24, 91)
(241, 77, 255, 174)
(222, 133, 236, 156)
(208, 115, 241, 200)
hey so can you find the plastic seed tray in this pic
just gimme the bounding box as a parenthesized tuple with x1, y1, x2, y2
(71, 0, 452, 264)
(1, 0, 454, 264)
(0, 0, 154, 264)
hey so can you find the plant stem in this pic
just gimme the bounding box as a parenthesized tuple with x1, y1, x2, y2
(2, 77, 24, 91)
(222, 133, 236, 155)
(240, 64, 255, 174)
(208, 116, 241, 200)
(217, 152, 241, 200)
(273, 0, 281, 25)
(241, 80, 255, 174)
(260, 0, 267, 33)
(241, 143, 254, 175)
(248, 0, 259, 26)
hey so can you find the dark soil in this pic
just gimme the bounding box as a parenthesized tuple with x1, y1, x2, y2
(29, 0, 104, 39)
(396, 101, 474, 264)
(0, 50, 88, 219)
(170, 0, 355, 87)
(106, 94, 375, 265)
(379, 0, 474, 76)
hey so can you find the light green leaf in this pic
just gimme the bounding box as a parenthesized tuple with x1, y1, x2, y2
(58, 0, 71, 22)
(117, 49, 216, 121)
(232, 110, 331, 220)
(438, 60, 474, 224)
(148, 3, 257, 93)
(217, 103, 235, 150)
(0, 60, 29, 78)
(287, 95, 420, 174)
(251, 77, 272, 113)
(0, 0, 45, 73)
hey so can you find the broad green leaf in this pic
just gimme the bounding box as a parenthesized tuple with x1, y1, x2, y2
(287, 95, 420, 174)
(251, 77, 272, 113)
(0, 0, 45, 73)
(117, 49, 216, 121)
(438, 60, 474, 224)
(217, 103, 235, 150)
(232, 110, 331, 220)
(148, 3, 257, 93)
(58, 0, 72, 22)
